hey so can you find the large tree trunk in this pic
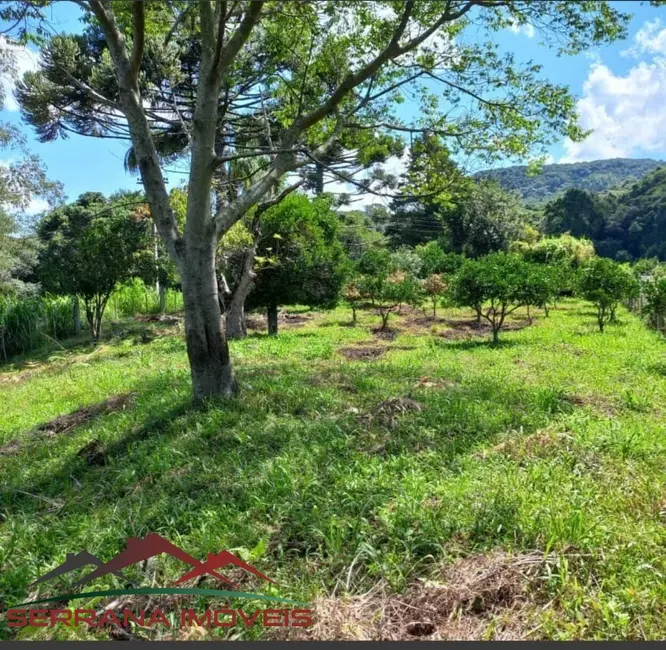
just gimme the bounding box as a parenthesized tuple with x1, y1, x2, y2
(267, 303, 279, 336)
(181, 251, 236, 400)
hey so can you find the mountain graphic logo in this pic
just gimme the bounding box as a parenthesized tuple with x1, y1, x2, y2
(14, 533, 303, 609)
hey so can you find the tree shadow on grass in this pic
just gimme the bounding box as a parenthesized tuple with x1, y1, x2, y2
(1, 353, 581, 604)
(431, 337, 522, 352)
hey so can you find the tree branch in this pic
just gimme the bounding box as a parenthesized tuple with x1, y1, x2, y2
(129, 0, 145, 82)
(210, 0, 264, 85)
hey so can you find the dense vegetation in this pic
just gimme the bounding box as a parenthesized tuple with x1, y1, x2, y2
(478, 158, 662, 203)
(544, 167, 666, 261)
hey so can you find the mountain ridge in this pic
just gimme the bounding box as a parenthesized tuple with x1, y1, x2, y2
(477, 158, 664, 202)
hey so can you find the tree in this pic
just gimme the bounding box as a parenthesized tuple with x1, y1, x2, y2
(415, 241, 459, 277)
(578, 258, 639, 332)
(245, 194, 348, 336)
(387, 135, 467, 247)
(450, 253, 531, 343)
(423, 273, 447, 318)
(544, 188, 614, 241)
(643, 274, 666, 330)
(357, 247, 421, 329)
(342, 278, 364, 325)
(15, 1, 629, 399)
(441, 180, 531, 258)
(0, 33, 62, 298)
(519, 264, 558, 321)
(337, 209, 386, 261)
(0, 211, 40, 297)
(37, 193, 152, 341)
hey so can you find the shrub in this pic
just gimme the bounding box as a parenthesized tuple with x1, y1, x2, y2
(415, 241, 465, 277)
(423, 273, 447, 317)
(356, 248, 423, 329)
(643, 276, 666, 331)
(519, 264, 559, 320)
(359, 270, 422, 330)
(578, 258, 639, 332)
(450, 253, 531, 343)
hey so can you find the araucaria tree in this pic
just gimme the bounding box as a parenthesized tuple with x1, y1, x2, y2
(14, 0, 628, 399)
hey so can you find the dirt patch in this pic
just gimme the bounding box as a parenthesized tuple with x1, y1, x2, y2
(437, 318, 531, 341)
(77, 438, 106, 466)
(416, 376, 457, 390)
(0, 438, 23, 456)
(479, 427, 574, 461)
(135, 313, 182, 325)
(372, 327, 398, 341)
(358, 396, 423, 431)
(565, 393, 617, 417)
(274, 550, 553, 640)
(340, 346, 387, 361)
(244, 311, 314, 332)
(282, 312, 314, 326)
(35, 393, 135, 437)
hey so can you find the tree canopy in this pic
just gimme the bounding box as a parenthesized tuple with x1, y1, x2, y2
(37, 192, 153, 340)
(246, 193, 348, 334)
(10, 0, 631, 399)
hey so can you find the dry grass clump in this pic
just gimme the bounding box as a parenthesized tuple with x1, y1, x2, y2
(275, 550, 553, 641)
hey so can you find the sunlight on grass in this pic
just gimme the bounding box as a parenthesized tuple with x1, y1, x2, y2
(1, 301, 665, 640)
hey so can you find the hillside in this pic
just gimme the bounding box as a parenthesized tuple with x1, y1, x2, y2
(478, 158, 663, 202)
(602, 166, 666, 260)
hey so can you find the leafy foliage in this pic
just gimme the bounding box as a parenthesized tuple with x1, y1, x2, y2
(440, 180, 531, 258)
(540, 167, 666, 262)
(0, 212, 39, 297)
(37, 193, 153, 341)
(246, 194, 349, 333)
(450, 253, 535, 342)
(578, 258, 639, 332)
(356, 248, 422, 329)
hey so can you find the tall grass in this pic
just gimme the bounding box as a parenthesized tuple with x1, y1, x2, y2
(0, 296, 41, 361)
(0, 281, 184, 362)
(0, 295, 77, 361)
(108, 278, 184, 318)
(42, 295, 76, 340)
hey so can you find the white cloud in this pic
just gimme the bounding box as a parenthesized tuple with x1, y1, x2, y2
(622, 18, 666, 58)
(509, 21, 535, 39)
(561, 22, 666, 163)
(321, 152, 409, 208)
(24, 197, 49, 216)
(0, 36, 39, 112)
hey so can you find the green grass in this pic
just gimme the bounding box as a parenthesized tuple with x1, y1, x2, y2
(1, 301, 665, 640)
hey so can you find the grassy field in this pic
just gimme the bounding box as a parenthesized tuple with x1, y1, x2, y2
(1, 301, 665, 640)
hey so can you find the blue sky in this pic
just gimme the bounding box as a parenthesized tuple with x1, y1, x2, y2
(2, 1, 666, 213)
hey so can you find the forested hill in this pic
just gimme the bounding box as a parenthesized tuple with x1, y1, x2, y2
(478, 158, 663, 202)
(543, 167, 666, 261)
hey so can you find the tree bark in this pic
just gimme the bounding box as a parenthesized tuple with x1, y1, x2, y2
(159, 284, 167, 313)
(72, 295, 81, 335)
(267, 303, 278, 336)
(225, 246, 257, 339)
(181, 250, 236, 400)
